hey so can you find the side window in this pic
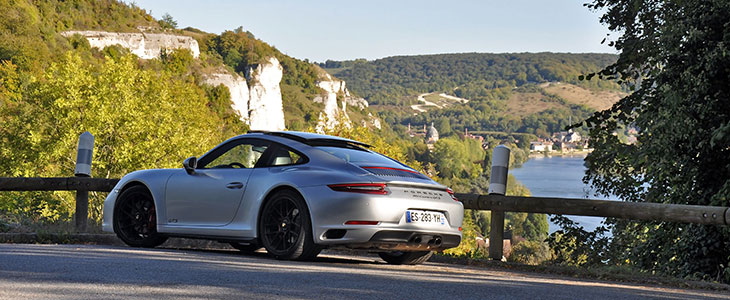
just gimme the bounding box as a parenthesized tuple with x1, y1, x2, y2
(200, 139, 269, 169)
(269, 146, 307, 166)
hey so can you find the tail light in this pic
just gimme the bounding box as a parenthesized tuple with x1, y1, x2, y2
(328, 183, 388, 195)
(344, 220, 380, 225)
(447, 188, 458, 201)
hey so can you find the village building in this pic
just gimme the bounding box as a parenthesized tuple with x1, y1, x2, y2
(405, 123, 440, 150)
(529, 141, 554, 153)
(405, 123, 428, 138)
(553, 129, 582, 143)
(426, 122, 439, 146)
(464, 128, 484, 143)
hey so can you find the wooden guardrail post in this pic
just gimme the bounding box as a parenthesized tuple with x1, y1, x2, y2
(488, 145, 510, 260)
(74, 131, 94, 233)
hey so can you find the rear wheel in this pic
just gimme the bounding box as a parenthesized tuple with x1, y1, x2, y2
(379, 251, 433, 265)
(259, 190, 321, 260)
(114, 185, 167, 248)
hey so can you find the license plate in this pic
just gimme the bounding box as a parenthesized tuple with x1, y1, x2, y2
(405, 210, 446, 225)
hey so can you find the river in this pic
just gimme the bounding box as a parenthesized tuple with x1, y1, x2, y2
(510, 155, 617, 232)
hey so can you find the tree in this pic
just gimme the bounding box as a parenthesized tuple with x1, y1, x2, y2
(581, 0, 730, 282)
(434, 116, 452, 136)
(158, 13, 177, 29)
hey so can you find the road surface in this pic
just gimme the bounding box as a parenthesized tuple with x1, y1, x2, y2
(0, 244, 727, 299)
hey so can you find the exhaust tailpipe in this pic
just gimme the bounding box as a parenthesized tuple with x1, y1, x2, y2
(427, 236, 443, 246)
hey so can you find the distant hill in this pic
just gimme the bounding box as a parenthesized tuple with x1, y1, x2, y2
(323, 53, 620, 105)
(322, 53, 624, 138)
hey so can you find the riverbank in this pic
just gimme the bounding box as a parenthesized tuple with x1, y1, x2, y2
(528, 150, 591, 158)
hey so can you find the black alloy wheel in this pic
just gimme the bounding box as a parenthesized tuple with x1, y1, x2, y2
(378, 251, 433, 265)
(259, 190, 321, 260)
(114, 185, 168, 248)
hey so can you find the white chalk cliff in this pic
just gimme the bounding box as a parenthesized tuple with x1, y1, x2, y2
(202, 72, 250, 123)
(246, 57, 286, 131)
(61, 31, 200, 59)
(203, 58, 286, 131)
(314, 75, 348, 130)
(314, 73, 372, 132)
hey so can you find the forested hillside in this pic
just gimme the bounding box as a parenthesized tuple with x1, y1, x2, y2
(324, 53, 623, 139)
(324, 53, 619, 104)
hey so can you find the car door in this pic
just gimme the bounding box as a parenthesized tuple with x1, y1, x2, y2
(165, 138, 271, 227)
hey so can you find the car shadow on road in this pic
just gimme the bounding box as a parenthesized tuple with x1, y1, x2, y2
(158, 246, 384, 265)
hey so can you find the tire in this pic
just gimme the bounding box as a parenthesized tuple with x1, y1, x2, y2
(259, 190, 321, 260)
(114, 185, 168, 248)
(378, 251, 433, 265)
(229, 241, 262, 254)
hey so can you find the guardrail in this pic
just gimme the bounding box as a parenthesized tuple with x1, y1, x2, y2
(456, 192, 730, 260)
(457, 194, 729, 226)
(0, 177, 118, 192)
(0, 177, 119, 232)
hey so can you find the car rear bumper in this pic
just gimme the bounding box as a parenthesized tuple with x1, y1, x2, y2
(299, 184, 464, 251)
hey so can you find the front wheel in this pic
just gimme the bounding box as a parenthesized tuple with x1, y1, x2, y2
(114, 185, 167, 248)
(379, 251, 433, 265)
(259, 190, 321, 260)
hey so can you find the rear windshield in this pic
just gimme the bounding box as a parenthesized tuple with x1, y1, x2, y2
(316, 146, 407, 168)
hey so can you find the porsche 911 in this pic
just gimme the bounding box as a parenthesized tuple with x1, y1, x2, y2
(103, 131, 464, 265)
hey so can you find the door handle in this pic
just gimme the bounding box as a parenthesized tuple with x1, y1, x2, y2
(226, 182, 244, 189)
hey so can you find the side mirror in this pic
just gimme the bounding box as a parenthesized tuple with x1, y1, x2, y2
(183, 156, 197, 175)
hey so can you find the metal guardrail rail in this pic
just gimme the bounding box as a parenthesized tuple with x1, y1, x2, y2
(457, 193, 730, 226)
(0, 177, 118, 192)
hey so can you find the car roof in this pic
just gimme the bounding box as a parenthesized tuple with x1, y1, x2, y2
(246, 131, 371, 148)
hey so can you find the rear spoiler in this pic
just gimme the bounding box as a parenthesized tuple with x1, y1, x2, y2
(385, 181, 449, 192)
(250, 131, 372, 148)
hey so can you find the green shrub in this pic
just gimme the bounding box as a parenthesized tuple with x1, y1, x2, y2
(508, 240, 552, 265)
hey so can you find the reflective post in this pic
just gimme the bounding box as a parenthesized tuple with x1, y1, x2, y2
(74, 131, 94, 232)
(488, 145, 510, 260)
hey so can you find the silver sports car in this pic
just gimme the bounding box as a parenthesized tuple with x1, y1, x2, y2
(103, 131, 464, 264)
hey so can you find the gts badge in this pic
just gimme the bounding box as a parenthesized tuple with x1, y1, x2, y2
(168, 218, 178, 223)
(403, 189, 441, 200)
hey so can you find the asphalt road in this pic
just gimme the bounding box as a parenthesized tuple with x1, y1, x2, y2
(0, 244, 728, 300)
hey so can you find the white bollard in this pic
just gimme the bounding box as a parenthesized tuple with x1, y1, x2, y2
(74, 131, 94, 177)
(488, 145, 510, 195)
(74, 131, 94, 232)
(488, 145, 510, 260)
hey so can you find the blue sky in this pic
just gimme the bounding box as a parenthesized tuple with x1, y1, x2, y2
(131, 0, 615, 62)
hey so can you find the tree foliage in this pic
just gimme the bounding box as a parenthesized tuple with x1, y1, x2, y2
(158, 13, 177, 29)
(0, 51, 241, 222)
(581, 0, 730, 282)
